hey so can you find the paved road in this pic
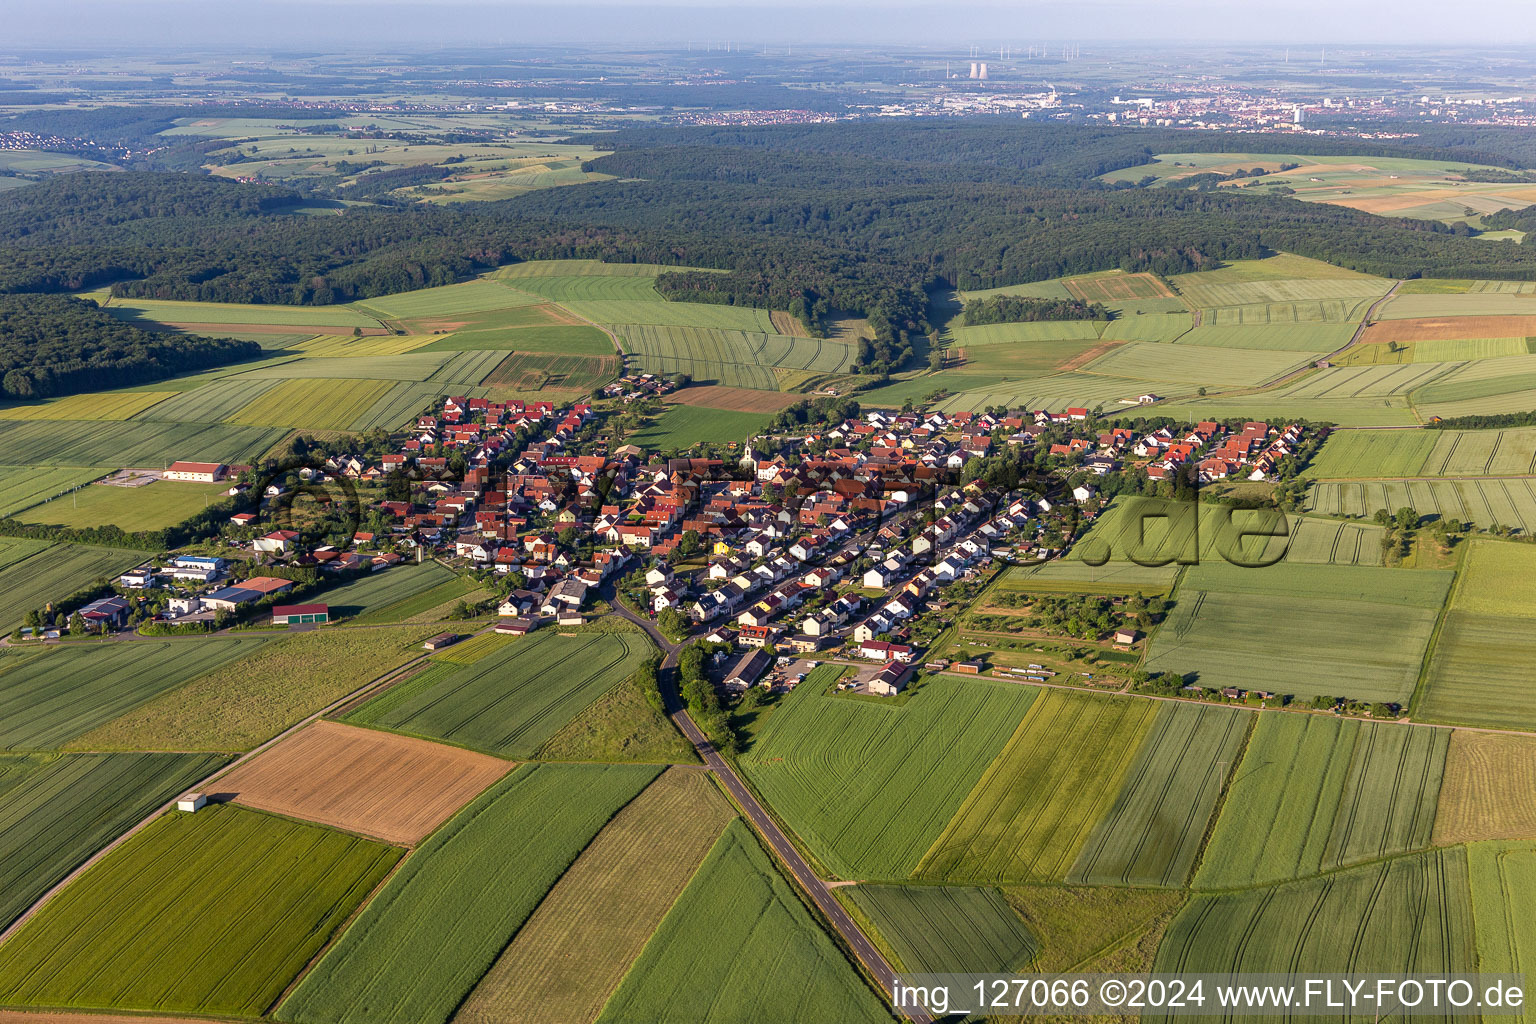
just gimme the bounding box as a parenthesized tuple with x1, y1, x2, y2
(610, 597, 928, 1024)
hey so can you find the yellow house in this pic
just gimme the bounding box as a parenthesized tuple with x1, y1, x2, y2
(711, 540, 732, 555)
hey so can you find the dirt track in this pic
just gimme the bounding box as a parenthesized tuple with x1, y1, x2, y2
(213, 719, 513, 845)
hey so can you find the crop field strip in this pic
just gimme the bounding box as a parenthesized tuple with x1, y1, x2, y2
(616, 323, 857, 390)
(1143, 561, 1453, 704)
(18, 478, 227, 533)
(1306, 478, 1536, 531)
(1156, 848, 1475, 985)
(0, 390, 175, 421)
(1468, 842, 1536, 994)
(1419, 542, 1536, 732)
(1198, 296, 1382, 324)
(594, 819, 893, 1024)
(350, 278, 545, 319)
(234, 353, 452, 380)
(1194, 715, 1446, 890)
(1078, 341, 1314, 388)
(845, 885, 1038, 975)
(99, 294, 385, 329)
(0, 466, 107, 517)
(1434, 732, 1536, 844)
(483, 351, 619, 392)
(0, 752, 227, 932)
(1067, 702, 1251, 888)
(1337, 337, 1534, 365)
(0, 636, 269, 750)
(129, 377, 283, 423)
(0, 804, 400, 1017)
(345, 631, 649, 759)
(739, 670, 1038, 880)
(631, 405, 773, 451)
(214, 720, 513, 845)
(316, 563, 464, 622)
(916, 689, 1159, 884)
(453, 768, 735, 1024)
(67, 625, 440, 754)
(0, 418, 288, 467)
(0, 542, 149, 636)
(277, 763, 661, 1024)
(1171, 322, 1357, 350)
(227, 377, 400, 430)
(1378, 293, 1536, 319)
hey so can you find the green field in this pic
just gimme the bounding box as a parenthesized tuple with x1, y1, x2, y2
(101, 295, 383, 329)
(1380, 292, 1536, 318)
(1158, 848, 1475, 984)
(845, 884, 1038, 974)
(0, 418, 287, 466)
(0, 803, 399, 1016)
(0, 390, 177, 421)
(631, 404, 772, 450)
(8, 555, 126, 634)
(346, 631, 650, 759)
(1067, 702, 1250, 887)
(227, 377, 399, 430)
(1167, 254, 1392, 309)
(1419, 543, 1536, 731)
(571, 300, 776, 332)
(69, 626, 436, 753)
(1083, 341, 1312, 387)
(1195, 715, 1447, 889)
(1143, 561, 1453, 704)
(0, 752, 226, 931)
(933, 370, 1167, 415)
(916, 689, 1158, 884)
(1306, 477, 1536, 530)
(955, 321, 1105, 344)
(422, 322, 616, 355)
(596, 819, 891, 1024)
(1198, 296, 1383, 324)
(353, 278, 542, 318)
(1002, 557, 1180, 592)
(481, 351, 619, 392)
(1468, 841, 1536, 1012)
(1338, 337, 1533, 364)
(278, 763, 660, 1024)
(618, 323, 857, 390)
(453, 768, 734, 1024)
(317, 563, 466, 622)
(740, 670, 1037, 879)
(1098, 312, 1195, 343)
(1171, 323, 1356, 350)
(18, 479, 227, 532)
(132, 377, 283, 422)
(1143, 395, 1420, 428)
(0, 636, 267, 750)
(0, 466, 107, 517)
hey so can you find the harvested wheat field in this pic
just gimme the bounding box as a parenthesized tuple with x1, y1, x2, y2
(1363, 317, 1536, 344)
(1433, 730, 1536, 845)
(664, 385, 801, 412)
(1064, 272, 1175, 303)
(214, 720, 513, 844)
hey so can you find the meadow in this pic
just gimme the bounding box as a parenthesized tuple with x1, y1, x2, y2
(1468, 841, 1536, 1001)
(1306, 477, 1536, 531)
(278, 763, 661, 1024)
(1143, 561, 1452, 703)
(934, 371, 1162, 415)
(0, 418, 287, 466)
(1067, 702, 1250, 888)
(595, 819, 892, 1024)
(630, 404, 772, 451)
(1194, 715, 1446, 889)
(132, 377, 282, 423)
(1002, 558, 1180, 593)
(740, 670, 1037, 879)
(0, 635, 266, 750)
(0, 751, 226, 931)
(1337, 337, 1532, 364)
(1197, 296, 1382, 324)
(18, 478, 226, 532)
(956, 321, 1104, 344)
(1143, 394, 1420, 428)
(0, 804, 400, 1016)
(453, 768, 734, 1024)
(1157, 849, 1475, 978)
(915, 689, 1158, 884)
(1172, 322, 1355, 351)
(1167, 254, 1391, 309)
(1379, 292, 1536, 319)
(345, 631, 650, 759)
(482, 351, 619, 392)
(845, 885, 1038, 974)
(69, 626, 436, 752)
(1434, 732, 1536, 844)
(571, 300, 776, 332)
(0, 465, 106, 517)
(422, 323, 614, 355)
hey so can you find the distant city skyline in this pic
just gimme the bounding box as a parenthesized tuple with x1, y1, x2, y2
(6, 1, 1536, 48)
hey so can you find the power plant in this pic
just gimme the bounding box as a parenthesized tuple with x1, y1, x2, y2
(969, 61, 988, 80)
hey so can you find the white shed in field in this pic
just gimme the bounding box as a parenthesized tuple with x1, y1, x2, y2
(177, 793, 207, 813)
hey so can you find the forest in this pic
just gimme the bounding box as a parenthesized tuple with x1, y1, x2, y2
(0, 294, 260, 399)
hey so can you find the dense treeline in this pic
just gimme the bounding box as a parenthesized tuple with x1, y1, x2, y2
(0, 295, 260, 399)
(962, 295, 1110, 325)
(1426, 411, 1536, 429)
(1480, 203, 1536, 235)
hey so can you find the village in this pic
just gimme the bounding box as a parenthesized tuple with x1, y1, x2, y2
(18, 390, 1313, 702)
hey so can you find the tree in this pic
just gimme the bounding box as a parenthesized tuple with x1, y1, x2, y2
(657, 607, 689, 642)
(68, 612, 87, 635)
(1394, 506, 1420, 532)
(24, 608, 40, 630)
(1373, 508, 1393, 526)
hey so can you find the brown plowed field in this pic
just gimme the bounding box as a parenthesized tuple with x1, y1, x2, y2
(664, 385, 801, 412)
(213, 720, 512, 845)
(1363, 316, 1536, 343)
(162, 321, 389, 336)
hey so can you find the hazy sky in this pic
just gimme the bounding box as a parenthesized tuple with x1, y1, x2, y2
(7, 0, 1536, 48)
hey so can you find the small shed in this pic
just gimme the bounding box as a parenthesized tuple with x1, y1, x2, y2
(423, 632, 462, 651)
(177, 793, 208, 813)
(272, 604, 329, 625)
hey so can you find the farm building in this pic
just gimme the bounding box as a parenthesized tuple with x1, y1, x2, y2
(423, 632, 462, 651)
(495, 617, 536, 635)
(272, 604, 329, 625)
(725, 648, 772, 690)
(201, 586, 263, 611)
(78, 595, 131, 630)
(163, 461, 227, 483)
(176, 793, 208, 813)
